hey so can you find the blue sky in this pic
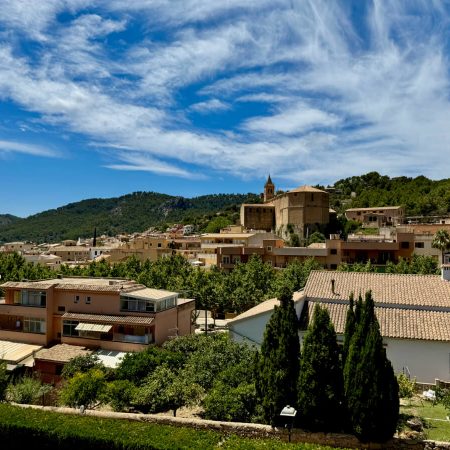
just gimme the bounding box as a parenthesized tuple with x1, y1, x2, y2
(1, 1, 450, 217)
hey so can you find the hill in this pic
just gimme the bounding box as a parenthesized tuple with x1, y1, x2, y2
(0, 192, 261, 243)
(0, 214, 20, 227)
(329, 172, 450, 217)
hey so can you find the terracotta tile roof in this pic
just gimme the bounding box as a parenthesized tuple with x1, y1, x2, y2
(228, 291, 305, 324)
(346, 206, 403, 212)
(305, 301, 450, 342)
(34, 344, 92, 363)
(304, 271, 450, 310)
(62, 312, 154, 326)
(289, 185, 326, 193)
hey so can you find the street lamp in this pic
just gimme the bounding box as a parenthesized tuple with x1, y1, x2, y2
(280, 405, 297, 443)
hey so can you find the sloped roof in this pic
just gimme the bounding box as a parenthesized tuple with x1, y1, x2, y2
(288, 185, 327, 193)
(34, 344, 91, 363)
(304, 271, 450, 310)
(305, 301, 450, 342)
(228, 291, 305, 324)
(62, 312, 154, 326)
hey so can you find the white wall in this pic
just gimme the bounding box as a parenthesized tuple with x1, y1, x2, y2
(385, 338, 450, 384)
(229, 311, 272, 347)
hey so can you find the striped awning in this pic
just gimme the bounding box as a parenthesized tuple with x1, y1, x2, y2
(75, 323, 112, 333)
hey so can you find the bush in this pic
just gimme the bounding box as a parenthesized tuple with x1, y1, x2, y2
(6, 376, 52, 405)
(397, 374, 416, 400)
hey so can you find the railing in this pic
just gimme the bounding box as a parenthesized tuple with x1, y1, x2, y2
(113, 333, 152, 344)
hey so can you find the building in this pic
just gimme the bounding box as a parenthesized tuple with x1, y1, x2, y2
(345, 206, 405, 227)
(229, 269, 450, 383)
(0, 277, 195, 352)
(240, 176, 330, 239)
(1, 242, 35, 254)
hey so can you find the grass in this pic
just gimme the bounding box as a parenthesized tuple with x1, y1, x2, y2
(400, 396, 450, 442)
(0, 404, 347, 450)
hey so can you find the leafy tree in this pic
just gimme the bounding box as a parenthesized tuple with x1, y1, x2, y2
(204, 216, 233, 233)
(133, 365, 203, 416)
(344, 291, 399, 442)
(226, 255, 275, 313)
(105, 379, 136, 412)
(203, 381, 258, 423)
(432, 229, 450, 264)
(59, 368, 107, 409)
(61, 354, 103, 379)
(115, 346, 183, 385)
(307, 231, 326, 245)
(297, 304, 345, 432)
(255, 285, 300, 425)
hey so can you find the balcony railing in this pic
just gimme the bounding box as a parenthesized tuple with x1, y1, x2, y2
(113, 333, 152, 344)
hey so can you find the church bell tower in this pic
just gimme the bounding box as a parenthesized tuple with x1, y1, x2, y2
(264, 175, 275, 202)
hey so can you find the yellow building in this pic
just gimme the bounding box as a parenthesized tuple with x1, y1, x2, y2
(240, 176, 330, 239)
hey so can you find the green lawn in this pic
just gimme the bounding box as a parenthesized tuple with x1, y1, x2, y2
(401, 396, 450, 442)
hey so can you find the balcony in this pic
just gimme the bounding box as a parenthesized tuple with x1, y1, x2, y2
(113, 333, 152, 344)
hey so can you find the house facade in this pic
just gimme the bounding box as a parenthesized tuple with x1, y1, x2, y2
(0, 277, 195, 352)
(229, 269, 450, 383)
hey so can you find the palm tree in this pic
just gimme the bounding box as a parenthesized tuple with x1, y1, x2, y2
(432, 229, 450, 264)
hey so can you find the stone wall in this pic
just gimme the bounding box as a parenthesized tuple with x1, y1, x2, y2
(13, 404, 449, 449)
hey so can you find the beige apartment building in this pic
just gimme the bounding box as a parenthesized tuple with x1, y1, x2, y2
(240, 176, 330, 239)
(345, 206, 405, 227)
(0, 277, 195, 352)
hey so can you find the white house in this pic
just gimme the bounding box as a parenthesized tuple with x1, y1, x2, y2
(229, 268, 450, 383)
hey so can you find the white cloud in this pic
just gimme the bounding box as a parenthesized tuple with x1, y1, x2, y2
(0, 140, 57, 157)
(0, 1, 450, 185)
(189, 99, 230, 113)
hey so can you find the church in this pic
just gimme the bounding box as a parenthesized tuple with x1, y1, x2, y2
(240, 176, 330, 239)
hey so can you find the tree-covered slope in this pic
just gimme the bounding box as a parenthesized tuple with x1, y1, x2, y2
(0, 192, 261, 243)
(331, 172, 450, 217)
(0, 214, 20, 227)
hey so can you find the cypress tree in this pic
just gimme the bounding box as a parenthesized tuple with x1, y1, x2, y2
(297, 304, 345, 431)
(345, 291, 400, 442)
(342, 292, 355, 364)
(255, 284, 300, 425)
(343, 293, 363, 399)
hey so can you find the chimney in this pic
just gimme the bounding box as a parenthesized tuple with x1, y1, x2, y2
(331, 279, 335, 294)
(441, 265, 450, 282)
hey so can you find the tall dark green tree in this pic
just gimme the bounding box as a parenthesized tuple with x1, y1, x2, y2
(342, 292, 355, 364)
(255, 285, 300, 425)
(297, 304, 345, 432)
(345, 291, 399, 442)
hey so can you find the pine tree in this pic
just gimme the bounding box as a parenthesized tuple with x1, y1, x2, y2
(297, 304, 345, 431)
(255, 284, 300, 425)
(345, 291, 399, 442)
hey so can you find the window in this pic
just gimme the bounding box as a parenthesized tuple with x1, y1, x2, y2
(267, 246, 272, 252)
(415, 242, 425, 248)
(158, 243, 162, 248)
(120, 296, 155, 313)
(85, 296, 91, 304)
(74, 295, 80, 303)
(23, 317, 46, 334)
(330, 249, 337, 255)
(58, 306, 65, 312)
(63, 320, 79, 337)
(222, 256, 230, 264)
(401, 241, 410, 249)
(20, 290, 46, 307)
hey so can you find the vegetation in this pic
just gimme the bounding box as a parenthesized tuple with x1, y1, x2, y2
(0, 192, 261, 243)
(331, 172, 450, 216)
(343, 291, 399, 442)
(297, 304, 345, 432)
(255, 286, 300, 425)
(431, 229, 450, 263)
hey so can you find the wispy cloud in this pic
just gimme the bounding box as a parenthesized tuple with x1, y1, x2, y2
(189, 99, 231, 114)
(0, 140, 57, 157)
(0, 1, 450, 184)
